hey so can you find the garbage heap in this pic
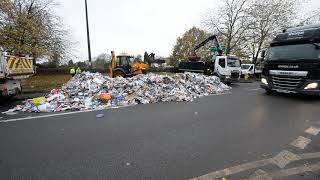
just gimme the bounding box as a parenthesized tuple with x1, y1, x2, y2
(11, 72, 231, 113)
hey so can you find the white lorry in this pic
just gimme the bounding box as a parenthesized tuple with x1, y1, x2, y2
(178, 35, 241, 84)
(0, 51, 34, 96)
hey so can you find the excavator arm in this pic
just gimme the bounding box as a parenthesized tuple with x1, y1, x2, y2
(193, 35, 223, 55)
(188, 35, 223, 61)
(109, 51, 116, 78)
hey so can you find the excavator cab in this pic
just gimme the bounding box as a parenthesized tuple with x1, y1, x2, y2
(115, 55, 133, 75)
(109, 51, 150, 78)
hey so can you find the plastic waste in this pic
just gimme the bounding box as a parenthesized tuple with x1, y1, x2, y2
(32, 97, 47, 106)
(96, 113, 104, 118)
(1, 109, 18, 115)
(6, 72, 231, 114)
(97, 93, 111, 103)
(37, 103, 51, 112)
(51, 89, 59, 94)
(84, 98, 93, 109)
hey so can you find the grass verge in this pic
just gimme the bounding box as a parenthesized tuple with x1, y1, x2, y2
(22, 74, 71, 93)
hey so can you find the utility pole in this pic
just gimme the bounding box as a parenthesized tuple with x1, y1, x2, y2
(85, 0, 92, 70)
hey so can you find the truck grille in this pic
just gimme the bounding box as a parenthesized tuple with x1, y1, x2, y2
(231, 72, 239, 78)
(270, 76, 304, 90)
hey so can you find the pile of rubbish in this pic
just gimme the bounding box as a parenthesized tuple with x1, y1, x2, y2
(4, 72, 231, 113)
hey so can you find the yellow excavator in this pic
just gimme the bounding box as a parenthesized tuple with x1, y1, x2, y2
(109, 51, 149, 78)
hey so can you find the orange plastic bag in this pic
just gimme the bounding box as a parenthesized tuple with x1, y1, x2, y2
(98, 93, 111, 103)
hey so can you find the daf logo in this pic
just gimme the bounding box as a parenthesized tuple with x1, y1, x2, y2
(278, 65, 299, 69)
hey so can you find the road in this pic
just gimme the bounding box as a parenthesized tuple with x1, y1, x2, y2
(0, 82, 320, 180)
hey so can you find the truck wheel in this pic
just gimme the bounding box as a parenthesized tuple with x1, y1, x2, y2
(113, 71, 125, 78)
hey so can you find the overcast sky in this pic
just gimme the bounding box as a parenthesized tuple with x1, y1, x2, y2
(57, 0, 320, 61)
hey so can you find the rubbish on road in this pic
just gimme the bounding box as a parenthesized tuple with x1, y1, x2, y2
(1, 109, 18, 115)
(37, 103, 51, 112)
(32, 97, 47, 106)
(97, 93, 111, 103)
(51, 89, 59, 94)
(5, 72, 231, 113)
(96, 113, 105, 118)
(3, 112, 18, 115)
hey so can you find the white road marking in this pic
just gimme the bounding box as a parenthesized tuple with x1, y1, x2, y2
(248, 169, 271, 180)
(299, 152, 320, 159)
(305, 126, 320, 136)
(0, 106, 131, 123)
(271, 150, 301, 169)
(250, 163, 320, 180)
(290, 136, 311, 149)
(190, 159, 271, 179)
(190, 151, 320, 180)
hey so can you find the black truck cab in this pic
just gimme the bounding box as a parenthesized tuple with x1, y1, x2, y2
(261, 24, 320, 95)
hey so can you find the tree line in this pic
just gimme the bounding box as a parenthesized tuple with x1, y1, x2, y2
(170, 0, 320, 66)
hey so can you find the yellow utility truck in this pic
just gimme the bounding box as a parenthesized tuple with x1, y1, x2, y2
(0, 51, 34, 96)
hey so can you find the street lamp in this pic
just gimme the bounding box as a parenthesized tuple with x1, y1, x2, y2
(85, 0, 92, 70)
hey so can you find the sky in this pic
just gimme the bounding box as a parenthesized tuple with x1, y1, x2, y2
(56, 0, 320, 61)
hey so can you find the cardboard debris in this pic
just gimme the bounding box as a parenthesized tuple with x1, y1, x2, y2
(3, 72, 231, 113)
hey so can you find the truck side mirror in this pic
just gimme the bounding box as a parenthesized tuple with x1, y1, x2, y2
(261, 50, 266, 58)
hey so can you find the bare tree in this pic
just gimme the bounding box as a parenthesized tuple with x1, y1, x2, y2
(245, 0, 297, 64)
(93, 53, 111, 68)
(202, 0, 252, 55)
(296, 9, 320, 26)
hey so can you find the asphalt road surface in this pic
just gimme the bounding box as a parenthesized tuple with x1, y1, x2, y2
(1, 82, 320, 180)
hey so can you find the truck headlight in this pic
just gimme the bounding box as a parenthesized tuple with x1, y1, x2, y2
(304, 82, 318, 90)
(261, 78, 268, 85)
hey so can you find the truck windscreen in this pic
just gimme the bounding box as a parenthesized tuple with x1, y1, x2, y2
(241, 65, 250, 69)
(267, 44, 320, 61)
(227, 58, 240, 67)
